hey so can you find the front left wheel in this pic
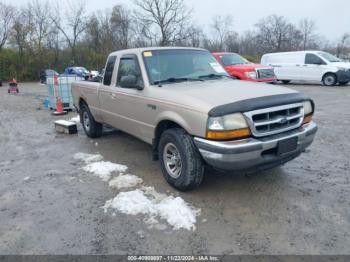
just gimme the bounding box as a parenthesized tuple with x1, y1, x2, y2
(158, 128, 204, 191)
(323, 73, 337, 86)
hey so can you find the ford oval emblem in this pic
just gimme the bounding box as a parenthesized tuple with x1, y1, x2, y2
(279, 118, 288, 124)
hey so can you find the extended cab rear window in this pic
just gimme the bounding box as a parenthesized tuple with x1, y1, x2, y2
(103, 56, 117, 86)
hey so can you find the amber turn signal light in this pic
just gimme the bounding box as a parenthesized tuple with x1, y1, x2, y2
(303, 115, 313, 125)
(206, 128, 251, 140)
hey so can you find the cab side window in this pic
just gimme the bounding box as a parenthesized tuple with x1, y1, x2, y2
(305, 54, 325, 65)
(103, 56, 117, 86)
(117, 55, 143, 87)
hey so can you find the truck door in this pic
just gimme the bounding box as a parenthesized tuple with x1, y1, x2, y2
(303, 53, 327, 81)
(110, 54, 154, 143)
(98, 55, 120, 127)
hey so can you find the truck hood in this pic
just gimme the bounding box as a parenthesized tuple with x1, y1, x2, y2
(154, 79, 299, 114)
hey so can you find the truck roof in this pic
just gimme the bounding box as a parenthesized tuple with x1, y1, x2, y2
(109, 46, 207, 56)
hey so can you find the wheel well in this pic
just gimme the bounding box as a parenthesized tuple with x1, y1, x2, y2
(78, 98, 87, 110)
(152, 120, 183, 161)
(322, 72, 337, 81)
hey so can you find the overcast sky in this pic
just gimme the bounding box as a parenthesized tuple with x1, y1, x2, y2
(7, 0, 350, 41)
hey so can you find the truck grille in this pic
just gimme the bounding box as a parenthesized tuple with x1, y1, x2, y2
(257, 68, 275, 79)
(244, 103, 304, 137)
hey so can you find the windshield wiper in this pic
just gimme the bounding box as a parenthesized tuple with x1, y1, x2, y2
(154, 77, 203, 86)
(198, 74, 231, 80)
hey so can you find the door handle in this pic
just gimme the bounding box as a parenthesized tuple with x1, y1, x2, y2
(110, 93, 117, 99)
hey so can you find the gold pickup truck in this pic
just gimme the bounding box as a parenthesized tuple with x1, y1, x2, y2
(72, 47, 317, 191)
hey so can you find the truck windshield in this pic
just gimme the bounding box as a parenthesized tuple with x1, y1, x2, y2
(318, 52, 342, 63)
(142, 49, 229, 85)
(220, 54, 250, 66)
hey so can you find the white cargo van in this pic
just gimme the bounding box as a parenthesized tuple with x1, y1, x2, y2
(261, 51, 350, 86)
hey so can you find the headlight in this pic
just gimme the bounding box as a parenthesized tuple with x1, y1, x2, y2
(303, 100, 313, 116)
(207, 113, 251, 140)
(244, 71, 257, 79)
(208, 113, 248, 130)
(302, 100, 314, 125)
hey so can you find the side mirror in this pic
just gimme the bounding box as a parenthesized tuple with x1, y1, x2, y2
(120, 75, 144, 90)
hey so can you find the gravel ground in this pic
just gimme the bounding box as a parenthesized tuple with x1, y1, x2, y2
(0, 82, 349, 255)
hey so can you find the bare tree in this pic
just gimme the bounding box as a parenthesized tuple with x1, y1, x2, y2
(209, 15, 234, 51)
(110, 5, 134, 49)
(0, 2, 14, 49)
(336, 33, 350, 58)
(46, 25, 62, 68)
(10, 7, 32, 55)
(255, 15, 296, 52)
(134, 0, 193, 46)
(238, 30, 260, 56)
(299, 18, 317, 50)
(85, 14, 101, 52)
(96, 10, 114, 53)
(51, 2, 87, 63)
(29, 0, 52, 53)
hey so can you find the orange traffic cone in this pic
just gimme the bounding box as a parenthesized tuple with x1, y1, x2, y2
(52, 75, 67, 116)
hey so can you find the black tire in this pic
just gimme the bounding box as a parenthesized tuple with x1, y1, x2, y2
(158, 128, 204, 191)
(281, 80, 291, 84)
(322, 73, 337, 86)
(339, 81, 349, 86)
(80, 103, 103, 138)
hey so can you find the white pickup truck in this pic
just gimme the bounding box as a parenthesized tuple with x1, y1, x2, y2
(72, 47, 317, 191)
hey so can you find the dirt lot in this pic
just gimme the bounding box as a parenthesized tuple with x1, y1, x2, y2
(0, 82, 349, 255)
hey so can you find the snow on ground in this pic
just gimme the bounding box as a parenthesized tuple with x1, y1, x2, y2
(108, 174, 143, 189)
(103, 189, 156, 216)
(83, 161, 128, 181)
(73, 152, 104, 164)
(70, 115, 80, 123)
(74, 152, 200, 231)
(103, 186, 200, 231)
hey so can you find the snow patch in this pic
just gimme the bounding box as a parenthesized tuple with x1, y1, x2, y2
(70, 115, 80, 123)
(155, 196, 198, 231)
(83, 161, 128, 181)
(103, 189, 156, 215)
(73, 152, 104, 164)
(103, 187, 200, 231)
(108, 174, 143, 189)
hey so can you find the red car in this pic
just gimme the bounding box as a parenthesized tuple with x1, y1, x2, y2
(212, 52, 277, 83)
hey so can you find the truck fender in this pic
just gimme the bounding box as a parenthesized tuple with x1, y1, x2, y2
(152, 111, 192, 160)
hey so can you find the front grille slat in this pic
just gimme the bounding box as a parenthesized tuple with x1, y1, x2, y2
(244, 103, 304, 137)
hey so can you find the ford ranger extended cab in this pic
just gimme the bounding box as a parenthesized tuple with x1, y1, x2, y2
(72, 47, 317, 191)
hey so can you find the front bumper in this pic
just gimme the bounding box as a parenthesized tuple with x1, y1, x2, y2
(193, 122, 317, 172)
(254, 77, 278, 83)
(336, 70, 350, 83)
